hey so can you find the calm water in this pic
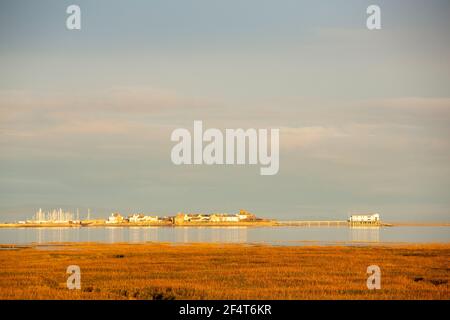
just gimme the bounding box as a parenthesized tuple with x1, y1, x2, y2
(0, 226, 449, 245)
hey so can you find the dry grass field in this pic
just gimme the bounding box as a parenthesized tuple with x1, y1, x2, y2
(0, 243, 448, 300)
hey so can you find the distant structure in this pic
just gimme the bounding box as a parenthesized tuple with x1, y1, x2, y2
(106, 213, 124, 224)
(30, 208, 78, 224)
(104, 213, 167, 224)
(174, 209, 257, 224)
(21, 208, 262, 226)
(128, 213, 159, 223)
(348, 213, 380, 226)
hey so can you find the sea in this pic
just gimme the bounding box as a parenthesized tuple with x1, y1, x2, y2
(0, 225, 449, 245)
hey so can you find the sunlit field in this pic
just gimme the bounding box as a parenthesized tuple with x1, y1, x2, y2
(0, 243, 448, 300)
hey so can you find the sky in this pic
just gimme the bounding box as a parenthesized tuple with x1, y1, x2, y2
(0, 0, 449, 221)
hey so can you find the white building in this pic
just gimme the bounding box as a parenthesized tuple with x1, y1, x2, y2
(223, 215, 239, 222)
(237, 210, 256, 221)
(210, 214, 240, 222)
(349, 213, 380, 224)
(106, 213, 124, 224)
(129, 214, 159, 223)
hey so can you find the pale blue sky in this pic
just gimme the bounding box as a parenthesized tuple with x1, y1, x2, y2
(0, 0, 449, 221)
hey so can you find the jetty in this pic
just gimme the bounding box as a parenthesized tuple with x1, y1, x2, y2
(277, 220, 348, 227)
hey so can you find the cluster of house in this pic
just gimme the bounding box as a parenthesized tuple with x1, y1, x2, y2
(106, 213, 166, 224)
(105, 210, 257, 225)
(174, 210, 256, 224)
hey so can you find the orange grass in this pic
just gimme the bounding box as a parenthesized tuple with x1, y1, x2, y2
(0, 243, 448, 300)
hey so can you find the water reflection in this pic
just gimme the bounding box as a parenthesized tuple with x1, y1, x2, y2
(36, 227, 75, 243)
(142, 227, 159, 242)
(172, 227, 248, 243)
(349, 227, 380, 243)
(129, 227, 140, 243)
(107, 227, 124, 243)
(216, 227, 247, 243)
(0, 226, 448, 245)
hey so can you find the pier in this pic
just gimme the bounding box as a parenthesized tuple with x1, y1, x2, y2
(277, 220, 348, 227)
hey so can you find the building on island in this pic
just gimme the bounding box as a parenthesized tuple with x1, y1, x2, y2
(106, 213, 124, 224)
(174, 210, 257, 224)
(210, 214, 239, 222)
(348, 213, 380, 226)
(128, 213, 159, 223)
(237, 209, 256, 221)
(23, 208, 262, 225)
(184, 214, 210, 222)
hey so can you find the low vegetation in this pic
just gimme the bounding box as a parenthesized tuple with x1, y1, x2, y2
(0, 243, 448, 299)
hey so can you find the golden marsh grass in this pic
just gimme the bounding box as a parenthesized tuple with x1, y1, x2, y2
(0, 243, 448, 299)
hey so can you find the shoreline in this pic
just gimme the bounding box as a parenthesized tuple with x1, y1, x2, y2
(1, 240, 450, 248)
(0, 221, 277, 228)
(0, 221, 449, 228)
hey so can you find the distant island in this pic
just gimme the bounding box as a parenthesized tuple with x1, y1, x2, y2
(0, 209, 402, 228)
(0, 209, 276, 227)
